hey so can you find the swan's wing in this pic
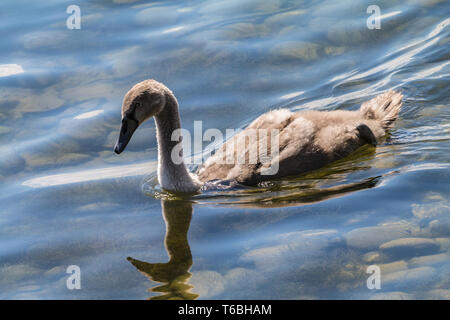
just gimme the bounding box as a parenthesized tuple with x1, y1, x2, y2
(196, 109, 295, 183)
(257, 117, 378, 180)
(254, 115, 321, 181)
(197, 112, 320, 184)
(313, 120, 378, 160)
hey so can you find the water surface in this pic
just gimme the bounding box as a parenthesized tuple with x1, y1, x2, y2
(0, 0, 449, 299)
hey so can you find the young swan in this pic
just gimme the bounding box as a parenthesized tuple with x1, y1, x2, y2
(114, 80, 201, 193)
(114, 79, 403, 193)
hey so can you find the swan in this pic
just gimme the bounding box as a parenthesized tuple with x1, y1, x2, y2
(114, 79, 402, 193)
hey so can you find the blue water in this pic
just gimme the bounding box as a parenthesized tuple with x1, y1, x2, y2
(0, 0, 449, 299)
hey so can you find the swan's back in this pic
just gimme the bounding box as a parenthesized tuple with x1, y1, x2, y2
(197, 91, 402, 185)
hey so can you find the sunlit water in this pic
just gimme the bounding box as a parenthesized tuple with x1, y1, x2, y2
(0, 0, 449, 299)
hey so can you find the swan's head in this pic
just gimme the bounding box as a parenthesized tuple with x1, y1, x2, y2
(114, 79, 167, 154)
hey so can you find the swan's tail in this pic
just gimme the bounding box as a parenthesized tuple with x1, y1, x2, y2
(360, 90, 403, 129)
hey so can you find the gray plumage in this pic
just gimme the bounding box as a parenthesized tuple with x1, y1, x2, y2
(115, 80, 403, 193)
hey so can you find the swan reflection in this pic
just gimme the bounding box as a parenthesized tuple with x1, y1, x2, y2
(127, 200, 198, 300)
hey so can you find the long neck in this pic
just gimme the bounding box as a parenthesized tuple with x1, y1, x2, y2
(154, 91, 199, 193)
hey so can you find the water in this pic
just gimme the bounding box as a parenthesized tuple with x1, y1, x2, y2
(0, 0, 449, 299)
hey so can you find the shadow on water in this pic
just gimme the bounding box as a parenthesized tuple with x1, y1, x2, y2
(142, 145, 386, 208)
(127, 200, 199, 300)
